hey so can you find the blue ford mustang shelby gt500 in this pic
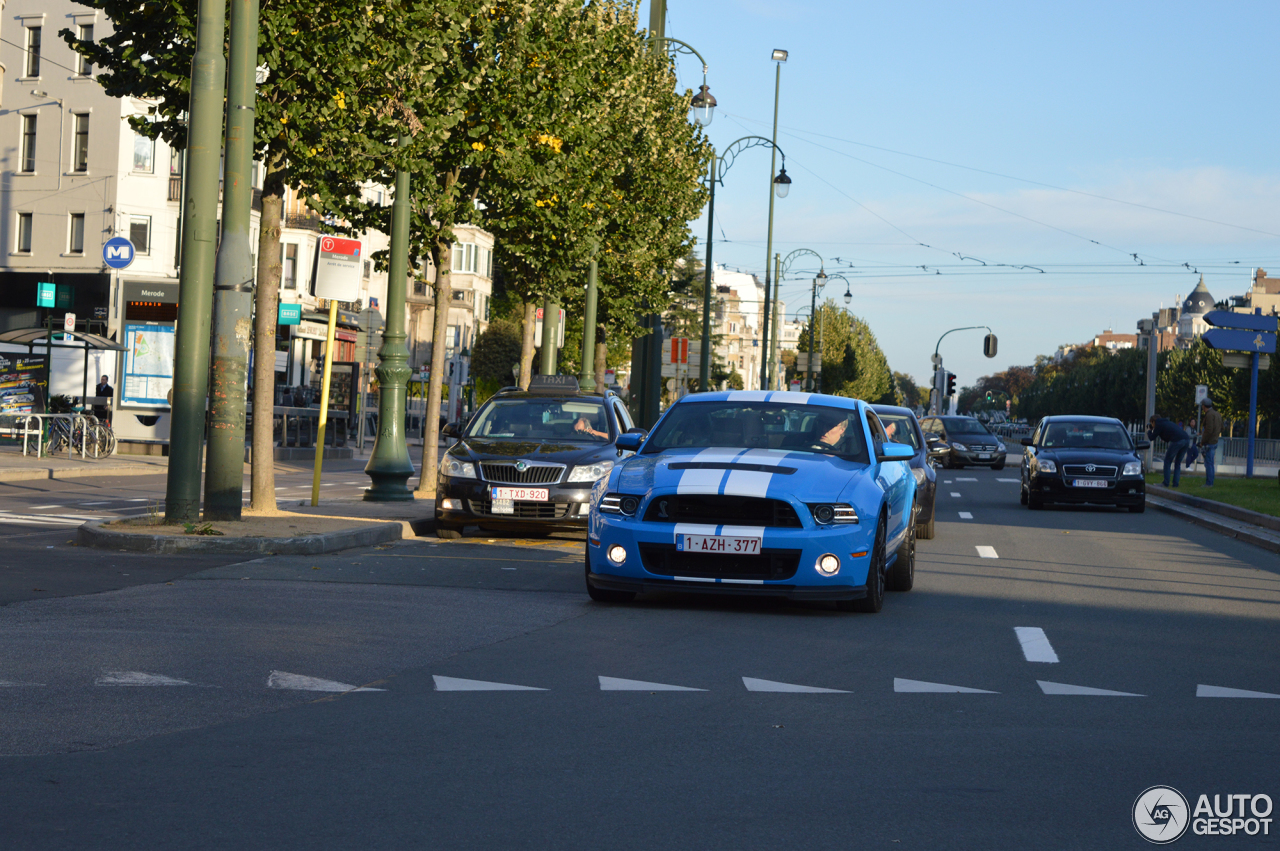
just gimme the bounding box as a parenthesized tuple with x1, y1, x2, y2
(586, 391, 917, 613)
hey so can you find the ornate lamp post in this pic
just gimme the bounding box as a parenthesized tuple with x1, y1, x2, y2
(769, 248, 823, 390)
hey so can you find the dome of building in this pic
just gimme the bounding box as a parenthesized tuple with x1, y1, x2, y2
(1182, 275, 1214, 315)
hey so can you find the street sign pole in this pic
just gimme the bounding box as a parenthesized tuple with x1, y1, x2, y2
(1248, 351, 1259, 478)
(1202, 308, 1276, 479)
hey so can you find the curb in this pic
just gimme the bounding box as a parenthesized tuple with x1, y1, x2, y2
(1147, 484, 1280, 534)
(0, 463, 170, 483)
(76, 518, 404, 555)
(1146, 496, 1280, 556)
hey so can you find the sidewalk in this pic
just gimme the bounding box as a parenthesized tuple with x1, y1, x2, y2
(0, 444, 171, 483)
(1147, 483, 1280, 555)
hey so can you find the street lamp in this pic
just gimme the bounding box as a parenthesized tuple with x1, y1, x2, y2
(698, 136, 789, 392)
(768, 248, 824, 390)
(760, 47, 789, 390)
(653, 38, 716, 127)
(772, 167, 791, 198)
(807, 269, 827, 393)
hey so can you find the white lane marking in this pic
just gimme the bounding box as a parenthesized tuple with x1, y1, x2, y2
(950, 492, 961, 497)
(0, 514, 84, 527)
(599, 676, 706, 692)
(320, 483, 335, 487)
(1197, 684, 1280, 699)
(125, 499, 148, 502)
(1014, 627, 1060, 663)
(343, 481, 362, 485)
(957, 477, 978, 482)
(894, 678, 997, 694)
(997, 478, 1020, 483)
(0, 679, 45, 687)
(975, 546, 998, 558)
(97, 671, 195, 686)
(943, 479, 953, 483)
(959, 512, 973, 519)
(432, 675, 543, 692)
(268, 671, 385, 692)
(743, 677, 848, 693)
(31, 505, 62, 510)
(1038, 680, 1143, 697)
(81, 502, 109, 506)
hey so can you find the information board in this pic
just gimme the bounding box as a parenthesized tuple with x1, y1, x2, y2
(122, 323, 176, 407)
(0, 355, 47, 415)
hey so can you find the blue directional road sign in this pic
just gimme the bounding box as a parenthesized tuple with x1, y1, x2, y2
(1203, 309, 1279, 334)
(1203, 327, 1276, 354)
(102, 236, 135, 269)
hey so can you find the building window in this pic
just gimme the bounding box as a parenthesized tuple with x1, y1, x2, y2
(363, 259, 371, 279)
(72, 113, 89, 172)
(451, 243, 478, 273)
(281, 243, 298, 289)
(133, 132, 154, 173)
(25, 27, 41, 78)
(76, 24, 94, 75)
(169, 147, 183, 175)
(16, 213, 33, 253)
(20, 114, 37, 173)
(68, 213, 85, 254)
(129, 216, 151, 254)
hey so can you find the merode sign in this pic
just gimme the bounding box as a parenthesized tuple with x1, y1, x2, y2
(313, 236, 362, 302)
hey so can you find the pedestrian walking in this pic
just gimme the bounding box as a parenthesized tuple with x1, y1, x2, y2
(1148, 414, 1191, 487)
(93, 374, 113, 426)
(1198, 397, 1223, 487)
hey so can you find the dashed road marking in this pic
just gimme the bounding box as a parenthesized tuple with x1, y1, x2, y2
(950, 492, 961, 497)
(268, 671, 385, 692)
(894, 678, 997, 694)
(599, 676, 705, 692)
(1038, 680, 1143, 697)
(433, 675, 543, 691)
(943, 479, 953, 483)
(31, 505, 62, 510)
(97, 671, 196, 687)
(957, 477, 978, 482)
(997, 478, 1020, 483)
(742, 677, 848, 693)
(959, 512, 973, 519)
(975, 546, 998, 558)
(1014, 627, 1059, 663)
(1197, 684, 1280, 699)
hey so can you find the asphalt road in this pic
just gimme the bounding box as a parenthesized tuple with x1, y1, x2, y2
(1, 465, 1277, 849)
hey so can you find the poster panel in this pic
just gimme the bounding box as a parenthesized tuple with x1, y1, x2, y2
(122, 323, 176, 407)
(0, 355, 48, 415)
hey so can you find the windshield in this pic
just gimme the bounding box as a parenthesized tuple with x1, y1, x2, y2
(878, 413, 921, 450)
(466, 398, 611, 443)
(1042, 421, 1133, 450)
(944, 417, 990, 435)
(643, 401, 869, 463)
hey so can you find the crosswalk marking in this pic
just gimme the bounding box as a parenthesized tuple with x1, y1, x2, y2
(599, 676, 705, 692)
(1038, 680, 1144, 697)
(742, 677, 848, 693)
(268, 671, 385, 692)
(1196, 684, 1280, 699)
(1014, 627, 1059, 663)
(975, 546, 998, 558)
(894, 678, 997, 694)
(433, 675, 543, 692)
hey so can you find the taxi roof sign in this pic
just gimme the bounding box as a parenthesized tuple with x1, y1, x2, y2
(527, 375, 580, 394)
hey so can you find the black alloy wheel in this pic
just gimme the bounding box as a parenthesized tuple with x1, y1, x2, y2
(842, 514, 886, 613)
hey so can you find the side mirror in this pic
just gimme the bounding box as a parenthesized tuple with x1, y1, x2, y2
(441, 422, 460, 439)
(925, 434, 941, 444)
(1020, 437, 1034, 446)
(876, 442, 914, 463)
(1134, 440, 1151, 450)
(615, 432, 645, 452)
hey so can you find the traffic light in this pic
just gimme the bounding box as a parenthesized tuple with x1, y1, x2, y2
(946, 372, 956, 396)
(983, 333, 998, 358)
(985, 390, 993, 402)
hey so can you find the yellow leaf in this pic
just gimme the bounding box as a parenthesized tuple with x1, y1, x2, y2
(471, 141, 486, 151)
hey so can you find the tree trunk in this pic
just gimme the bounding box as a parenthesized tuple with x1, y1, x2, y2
(594, 334, 607, 391)
(249, 155, 284, 511)
(416, 241, 452, 496)
(519, 301, 537, 390)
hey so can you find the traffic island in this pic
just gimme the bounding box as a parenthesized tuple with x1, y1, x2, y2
(1146, 481, 1280, 555)
(77, 509, 409, 555)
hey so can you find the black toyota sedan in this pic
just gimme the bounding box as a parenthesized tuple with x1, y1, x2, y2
(871, 404, 938, 539)
(919, 415, 1008, 470)
(1020, 415, 1150, 512)
(434, 376, 641, 538)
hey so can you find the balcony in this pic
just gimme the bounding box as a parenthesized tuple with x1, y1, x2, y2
(168, 176, 182, 202)
(284, 211, 324, 232)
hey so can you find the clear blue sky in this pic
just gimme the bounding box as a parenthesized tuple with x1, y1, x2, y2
(643, 0, 1280, 389)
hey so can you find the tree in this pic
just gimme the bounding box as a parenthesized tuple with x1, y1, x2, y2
(802, 301, 892, 402)
(892, 371, 929, 409)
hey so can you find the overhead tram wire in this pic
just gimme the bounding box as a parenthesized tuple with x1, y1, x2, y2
(723, 111, 1280, 242)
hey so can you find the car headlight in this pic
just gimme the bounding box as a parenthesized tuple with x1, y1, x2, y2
(567, 460, 615, 483)
(1122, 461, 1142, 476)
(951, 442, 968, 451)
(809, 503, 859, 525)
(912, 468, 927, 486)
(1038, 459, 1057, 474)
(600, 493, 640, 516)
(439, 456, 476, 479)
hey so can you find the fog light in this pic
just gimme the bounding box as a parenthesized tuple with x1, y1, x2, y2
(608, 544, 627, 565)
(815, 553, 840, 576)
(441, 498, 461, 510)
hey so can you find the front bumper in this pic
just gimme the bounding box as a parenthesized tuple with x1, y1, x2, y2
(949, 448, 1005, 466)
(587, 510, 878, 599)
(435, 477, 594, 528)
(1033, 475, 1145, 505)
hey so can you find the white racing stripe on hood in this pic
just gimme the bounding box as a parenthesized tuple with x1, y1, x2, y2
(721, 449, 794, 498)
(674, 447, 743, 494)
(725, 390, 770, 402)
(673, 523, 719, 545)
(767, 391, 811, 404)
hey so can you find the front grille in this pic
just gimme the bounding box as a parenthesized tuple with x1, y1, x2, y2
(966, 444, 999, 452)
(639, 544, 800, 581)
(641, 494, 802, 528)
(479, 462, 564, 485)
(1062, 464, 1117, 478)
(468, 499, 573, 519)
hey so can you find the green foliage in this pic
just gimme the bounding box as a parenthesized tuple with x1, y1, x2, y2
(801, 301, 892, 402)
(726, 370, 745, 391)
(470, 319, 524, 384)
(891, 372, 930, 409)
(1014, 347, 1147, 423)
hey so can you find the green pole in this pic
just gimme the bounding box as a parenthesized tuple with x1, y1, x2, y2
(761, 61, 781, 390)
(204, 0, 260, 520)
(807, 279, 817, 391)
(579, 259, 599, 392)
(364, 139, 415, 502)
(699, 154, 716, 391)
(165, 0, 226, 522)
(540, 298, 559, 375)
(770, 253, 780, 388)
